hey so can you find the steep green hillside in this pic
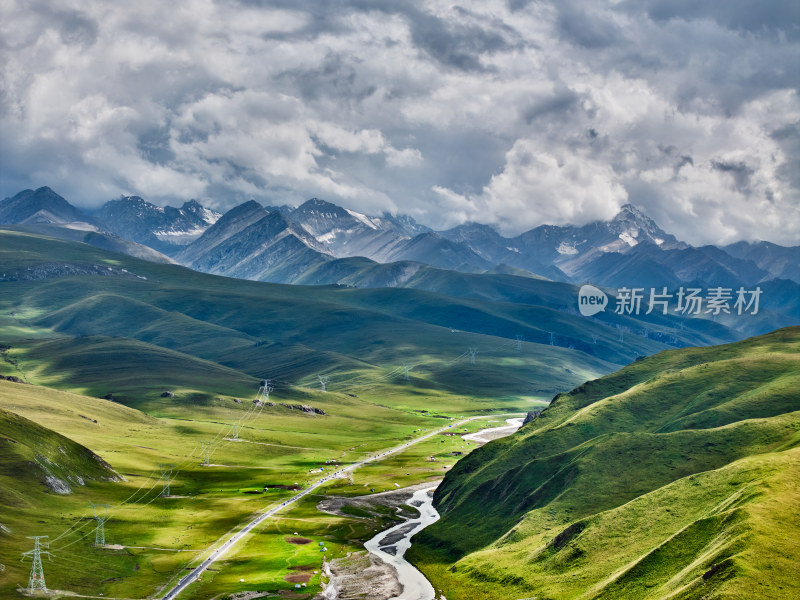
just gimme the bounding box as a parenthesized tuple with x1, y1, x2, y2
(411, 327, 800, 600)
(0, 407, 121, 506)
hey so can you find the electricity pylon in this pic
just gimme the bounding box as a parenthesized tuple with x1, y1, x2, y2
(515, 335, 523, 351)
(159, 463, 175, 497)
(255, 379, 273, 404)
(549, 332, 555, 346)
(402, 363, 410, 380)
(468, 347, 478, 365)
(90, 503, 110, 546)
(230, 422, 241, 440)
(21, 536, 52, 593)
(318, 375, 329, 392)
(200, 442, 212, 466)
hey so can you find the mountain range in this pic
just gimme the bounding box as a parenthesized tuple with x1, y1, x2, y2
(1, 187, 797, 336)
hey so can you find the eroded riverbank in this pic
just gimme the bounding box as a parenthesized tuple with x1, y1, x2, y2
(317, 416, 525, 600)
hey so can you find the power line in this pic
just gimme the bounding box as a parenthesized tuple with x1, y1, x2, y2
(49, 513, 90, 544)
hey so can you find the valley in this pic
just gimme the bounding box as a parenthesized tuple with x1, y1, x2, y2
(1, 229, 560, 599)
(0, 227, 797, 600)
(3, 4, 799, 598)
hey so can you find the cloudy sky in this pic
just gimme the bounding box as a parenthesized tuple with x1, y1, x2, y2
(1, 0, 799, 245)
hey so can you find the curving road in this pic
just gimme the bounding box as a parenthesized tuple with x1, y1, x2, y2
(160, 415, 512, 599)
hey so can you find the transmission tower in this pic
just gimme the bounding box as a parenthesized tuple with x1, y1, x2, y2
(90, 503, 110, 546)
(230, 422, 242, 440)
(255, 379, 274, 404)
(318, 375, 329, 392)
(515, 335, 523, 351)
(468, 347, 478, 365)
(200, 442, 212, 466)
(549, 332, 555, 346)
(402, 363, 411, 381)
(21, 536, 52, 594)
(159, 463, 175, 497)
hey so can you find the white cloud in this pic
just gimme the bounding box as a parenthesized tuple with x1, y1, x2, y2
(433, 142, 626, 232)
(0, 0, 798, 245)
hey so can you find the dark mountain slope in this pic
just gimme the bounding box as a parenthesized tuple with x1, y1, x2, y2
(0, 187, 93, 225)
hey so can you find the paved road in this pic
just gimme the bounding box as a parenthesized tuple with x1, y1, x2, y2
(160, 415, 509, 599)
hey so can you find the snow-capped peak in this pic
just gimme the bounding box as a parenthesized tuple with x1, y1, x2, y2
(345, 208, 379, 230)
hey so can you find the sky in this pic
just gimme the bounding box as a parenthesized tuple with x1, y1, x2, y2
(1, 0, 799, 246)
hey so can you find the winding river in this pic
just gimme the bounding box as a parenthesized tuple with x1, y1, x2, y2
(359, 416, 525, 600)
(364, 487, 441, 600)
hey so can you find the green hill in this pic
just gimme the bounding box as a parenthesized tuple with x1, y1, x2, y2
(0, 228, 686, 405)
(410, 327, 800, 600)
(0, 407, 122, 507)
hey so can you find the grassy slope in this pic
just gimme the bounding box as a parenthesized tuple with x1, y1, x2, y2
(0, 407, 120, 508)
(0, 228, 634, 404)
(410, 327, 800, 600)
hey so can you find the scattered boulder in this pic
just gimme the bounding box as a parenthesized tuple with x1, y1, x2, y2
(160, 391, 174, 398)
(703, 563, 722, 580)
(0, 374, 25, 384)
(279, 403, 325, 415)
(103, 393, 115, 401)
(232, 398, 242, 404)
(43, 474, 71, 494)
(523, 410, 542, 425)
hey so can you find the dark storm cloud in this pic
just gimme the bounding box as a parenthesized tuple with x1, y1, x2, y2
(0, 0, 798, 244)
(633, 0, 800, 40)
(711, 160, 755, 193)
(522, 88, 581, 124)
(556, 1, 622, 49)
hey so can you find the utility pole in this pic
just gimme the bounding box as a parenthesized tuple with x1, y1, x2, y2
(318, 375, 329, 392)
(200, 442, 212, 466)
(549, 332, 555, 346)
(468, 347, 478, 365)
(90, 503, 110, 546)
(159, 463, 175, 497)
(515, 335, 523, 351)
(21, 536, 52, 594)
